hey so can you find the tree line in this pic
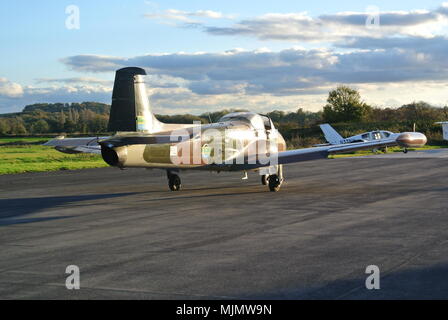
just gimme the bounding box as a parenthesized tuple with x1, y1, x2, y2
(0, 102, 110, 135)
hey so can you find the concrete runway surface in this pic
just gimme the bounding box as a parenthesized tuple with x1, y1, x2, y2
(1, 149, 448, 299)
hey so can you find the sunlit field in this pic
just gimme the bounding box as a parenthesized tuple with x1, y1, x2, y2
(0, 137, 107, 174)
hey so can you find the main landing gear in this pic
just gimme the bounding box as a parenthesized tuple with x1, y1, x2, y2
(261, 174, 269, 186)
(261, 165, 284, 192)
(167, 170, 181, 191)
(167, 167, 284, 192)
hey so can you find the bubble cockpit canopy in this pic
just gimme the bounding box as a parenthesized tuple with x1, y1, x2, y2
(219, 112, 273, 131)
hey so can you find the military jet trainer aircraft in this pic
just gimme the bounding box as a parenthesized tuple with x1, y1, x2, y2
(319, 123, 426, 153)
(45, 67, 428, 192)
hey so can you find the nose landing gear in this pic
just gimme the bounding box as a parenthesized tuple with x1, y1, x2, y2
(263, 165, 284, 192)
(167, 171, 182, 191)
(268, 175, 282, 192)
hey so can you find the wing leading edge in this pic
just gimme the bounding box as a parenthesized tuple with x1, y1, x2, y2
(241, 132, 426, 169)
(275, 138, 397, 165)
(220, 135, 409, 171)
(43, 137, 108, 154)
(43, 132, 191, 155)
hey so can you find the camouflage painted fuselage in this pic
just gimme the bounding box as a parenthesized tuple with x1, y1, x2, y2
(101, 120, 286, 172)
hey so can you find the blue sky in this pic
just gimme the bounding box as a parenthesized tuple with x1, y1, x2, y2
(1, 0, 448, 114)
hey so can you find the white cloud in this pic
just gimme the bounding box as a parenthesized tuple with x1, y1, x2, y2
(0, 78, 23, 98)
(0, 80, 113, 111)
(63, 49, 336, 97)
(60, 55, 124, 73)
(145, 9, 235, 27)
(148, 86, 321, 114)
(209, 11, 444, 41)
(61, 42, 448, 95)
(35, 77, 112, 85)
(143, 5, 448, 42)
(1, 75, 447, 114)
(3, 4, 448, 113)
(194, 10, 225, 19)
(48, 42, 448, 113)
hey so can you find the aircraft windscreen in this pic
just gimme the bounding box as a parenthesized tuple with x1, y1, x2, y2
(219, 113, 265, 131)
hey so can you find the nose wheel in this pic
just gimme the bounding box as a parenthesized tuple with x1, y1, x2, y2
(265, 165, 284, 192)
(268, 175, 282, 192)
(167, 171, 181, 191)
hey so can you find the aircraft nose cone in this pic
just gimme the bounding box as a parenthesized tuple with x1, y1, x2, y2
(396, 132, 427, 148)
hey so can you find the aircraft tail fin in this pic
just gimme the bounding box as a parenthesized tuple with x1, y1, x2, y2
(319, 123, 344, 145)
(108, 67, 162, 133)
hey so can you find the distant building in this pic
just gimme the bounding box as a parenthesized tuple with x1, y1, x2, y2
(436, 122, 448, 141)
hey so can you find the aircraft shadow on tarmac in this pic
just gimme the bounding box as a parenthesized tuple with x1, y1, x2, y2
(241, 262, 448, 300)
(141, 188, 267, 203)
(0, 193, 139, 226)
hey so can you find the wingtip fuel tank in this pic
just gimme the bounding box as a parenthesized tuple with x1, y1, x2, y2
(396, 132, 427, 148)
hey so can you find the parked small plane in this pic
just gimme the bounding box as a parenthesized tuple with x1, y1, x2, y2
(319, 123, 426, 153)
(45, 67, 428, 192)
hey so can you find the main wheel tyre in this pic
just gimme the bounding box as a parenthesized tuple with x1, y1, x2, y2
(168, 174, 182, 191)
(268, 174, 281, 192)
(261, 174, 269, 186)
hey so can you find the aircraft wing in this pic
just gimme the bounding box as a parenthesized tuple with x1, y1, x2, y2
(274, 138, 397, 165)
(44, 132, 192, 154)
(99, 134, 191, 148)
(44, 137, 109, 155)
(273, 130, 428, 166)
(319, 123, 344, 145)
(225, 135, 410, 172)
